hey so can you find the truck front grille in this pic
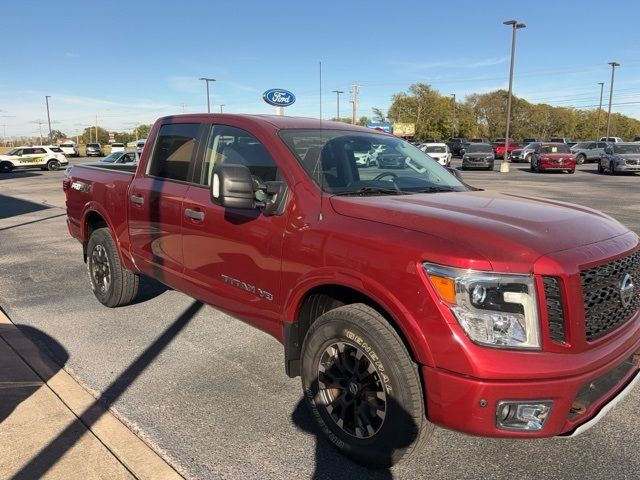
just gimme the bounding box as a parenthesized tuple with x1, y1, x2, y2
(581, 250, 640, 341)
(543, 276, 566, 344)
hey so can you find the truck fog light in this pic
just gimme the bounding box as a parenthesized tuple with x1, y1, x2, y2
(496, 400, 553, 431)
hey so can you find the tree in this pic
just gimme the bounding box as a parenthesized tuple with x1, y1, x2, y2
(49, 130, 66, 143)
(358, 116, 371, 126)
(371, 107, 387, 122)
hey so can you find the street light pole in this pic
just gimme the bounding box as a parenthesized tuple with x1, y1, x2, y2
(220, 104, 225, 113)
(199, 77, 216, 113)
(45, 96, 52, 142)
(501, 19, 526, 173)
(450, 93, 456, 138)
(596, 82, 604, 140)
(332, 90, 344, 120)
(605, 62, 620, 140)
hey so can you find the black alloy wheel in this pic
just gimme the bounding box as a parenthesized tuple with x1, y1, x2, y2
(576, 154, 586, 165)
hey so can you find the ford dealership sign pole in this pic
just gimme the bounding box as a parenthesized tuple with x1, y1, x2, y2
(263, 88, 296, 115)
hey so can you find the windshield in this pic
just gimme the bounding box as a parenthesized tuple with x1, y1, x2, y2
(60, 143, 74, 148)
(424, 145, 446, 153)
(279, 129, 466, 195)
(88, 144, 99, 147)
(524, 142, 540, 149)
(6, 148, 21, 155)
(100, 152, 121, 163)
(466, 144, 493, 153)
(541, 145, 570, 154)
(613, 144, 640, 154)
(112, 143, 124, 147)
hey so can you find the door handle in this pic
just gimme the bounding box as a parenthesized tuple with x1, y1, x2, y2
(184, 208, 205, 221)
(130, 194, 144, 205)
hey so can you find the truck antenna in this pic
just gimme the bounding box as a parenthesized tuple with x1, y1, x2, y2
(318, 60, 324, 221)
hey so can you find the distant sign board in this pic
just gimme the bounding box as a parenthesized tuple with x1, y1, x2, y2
(392, 123, 415, 137)
(366, 121, 392, 133)
(262, 88, 296, 107)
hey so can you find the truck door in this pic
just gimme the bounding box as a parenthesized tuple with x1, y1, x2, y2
(180, 124, 288, 336)
(127, 122, 203, 289)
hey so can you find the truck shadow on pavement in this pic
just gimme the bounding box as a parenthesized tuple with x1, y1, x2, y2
(291, 394, 417, 479)
(0, 194, 51, 220)
(8, 300, 203, 480)
(0, 324, 69, 426)
(0, 172, 43, 181)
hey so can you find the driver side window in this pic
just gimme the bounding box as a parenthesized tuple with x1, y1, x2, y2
(199, 125, 279, 186)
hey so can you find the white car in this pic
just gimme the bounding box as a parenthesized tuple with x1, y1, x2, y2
(110, 142, 125, 153)
(419, 143, 452, 166)
(600, 136, 623, 143)
(136, 139, 146, 155)
(0, 145, 68, 173)
(59, 142, 79, 157)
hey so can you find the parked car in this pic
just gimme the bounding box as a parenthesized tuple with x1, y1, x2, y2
(570, 141, 608, 164)
(0, 145, 68, 173)
(110, 142, 125, 153)
(598, 142, 640, 175)
(376, 148, 407, 169)
(632, 136, 640, 142)
(509, 142, 542, 163)
(600, 137, 623, 143)
(493, 140, 520, 159)
(99, 151, 137, 164)
(59, 142, 80, 157)
(522, 137, 544, 144)
(549, 137, 573, 144)
(419, 143, 451, 166)
(86, 143, 104, 157)
(447, 137, 468, 156)
(469, 137, 491, 143)
(421, 137, 439, 143)
(136, 139, 146, 155)
(63, 114, 640, 467)
(461, 143, 495, 170)
(530, 143, 576, 173)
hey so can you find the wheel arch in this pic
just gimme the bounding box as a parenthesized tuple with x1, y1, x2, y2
(283, 281, 434, 378)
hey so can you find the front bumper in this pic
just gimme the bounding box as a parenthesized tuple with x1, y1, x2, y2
(615, 162, 640, 172)
(540, 161, 576, 170)
(462, 158, 493, 168)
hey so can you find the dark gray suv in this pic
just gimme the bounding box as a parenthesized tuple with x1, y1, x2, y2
(570, 141, 608, 164)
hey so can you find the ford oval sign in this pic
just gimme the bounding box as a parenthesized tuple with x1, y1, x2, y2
(262, 89, 296, 107)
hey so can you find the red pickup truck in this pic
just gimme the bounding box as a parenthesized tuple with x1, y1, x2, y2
(64, 114, 640, 467)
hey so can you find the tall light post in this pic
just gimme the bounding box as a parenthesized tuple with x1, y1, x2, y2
(450, 93, 456, 138)
(332, 90, 344, 120)
(219, 104, 225, 113)
(605, 62, 620, 140)
(199, 77, 216, 113)
(501, 19, 526, 173)
(45, 95, 53, 142)
(596, 82, 605, 139)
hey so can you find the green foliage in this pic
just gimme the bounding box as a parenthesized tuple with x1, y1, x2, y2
(357, 116, 371, 126)
(384, 83, 640, 141)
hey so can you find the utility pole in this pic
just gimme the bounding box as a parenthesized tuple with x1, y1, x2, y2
(0, 125, 6, 146)
(220, 104, 225, 113)
(605, 62, 620, 140)
(501, 19, 526, 173)
(450, 94, 456, 138)
(332, 90, 344, 120)
(45, 96, 52, 142)
(350, 82, 360, 125)
(199, 77, 216, 113)
(95, 113, 99, 143)
(181, 103, 186, 113)
(596, 82, 605, 139)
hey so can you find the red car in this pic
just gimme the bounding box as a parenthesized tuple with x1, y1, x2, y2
(530, 143, 577, 173)
(493, 139, 521, 159)
(63, 114, 640, 467)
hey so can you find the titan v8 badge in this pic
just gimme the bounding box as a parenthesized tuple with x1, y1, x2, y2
(221, 274, 273, 301)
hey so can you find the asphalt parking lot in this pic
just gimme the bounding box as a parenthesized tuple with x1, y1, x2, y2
(0, 157, 639, 480)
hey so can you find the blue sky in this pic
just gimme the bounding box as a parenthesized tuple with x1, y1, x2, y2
(1, 0, 639, 138)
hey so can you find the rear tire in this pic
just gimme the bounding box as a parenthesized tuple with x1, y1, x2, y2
(609, 162, 616, 176)
(87, 228, 139, 307)
(598, 161, 604, 173)
(301, 304, 431, 468)
(0, 162, 13, 173)
(568, 169, 575, 174)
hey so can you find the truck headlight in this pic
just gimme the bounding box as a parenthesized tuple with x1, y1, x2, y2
(423, 263, 540, 349)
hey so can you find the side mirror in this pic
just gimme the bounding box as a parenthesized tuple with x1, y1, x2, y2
(211, 163, 255, 209)
(446, 167, 463, 181)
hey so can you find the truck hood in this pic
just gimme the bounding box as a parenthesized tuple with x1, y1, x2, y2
(329, 190, 630, 272)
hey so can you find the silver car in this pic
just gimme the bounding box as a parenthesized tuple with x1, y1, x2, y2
(598, 143, 640, 175)
(509, 142, 541, 163)
(570, 141, 608, 165)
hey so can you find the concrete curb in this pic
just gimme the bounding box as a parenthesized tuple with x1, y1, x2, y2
(0, 309, 184, 480)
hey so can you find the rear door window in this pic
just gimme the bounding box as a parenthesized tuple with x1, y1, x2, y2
(147, 123, 201, 182)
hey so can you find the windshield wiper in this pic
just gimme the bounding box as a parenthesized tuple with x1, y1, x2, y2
(412, 186, 460, 193)
(333, 186, 408, 196)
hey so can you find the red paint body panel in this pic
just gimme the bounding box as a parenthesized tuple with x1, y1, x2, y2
(64, 114, 640, 439)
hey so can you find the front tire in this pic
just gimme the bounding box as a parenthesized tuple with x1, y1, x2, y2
(576, 154, 586, 165)
(87, 228, 139, 307)
(301, 304, 431, 468)
(598, 161, 604, 173)
(0, 162, 14, 173)
(47, 160, 61, 171)
(609, 162, 616, 176)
